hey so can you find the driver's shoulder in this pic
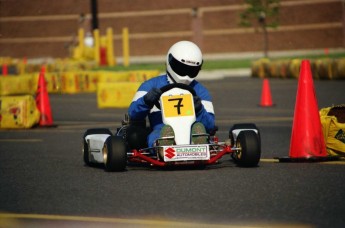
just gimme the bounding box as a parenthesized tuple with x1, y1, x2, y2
(191, 80, 208, 92)
(191, 80, 211, 99)
(140, 75, 168, 90)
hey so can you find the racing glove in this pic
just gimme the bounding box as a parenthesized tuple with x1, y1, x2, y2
(143, 88, 162, 108)
(193, 95, 203, 114)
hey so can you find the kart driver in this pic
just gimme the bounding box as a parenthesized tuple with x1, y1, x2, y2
(128, 40, 215, 147)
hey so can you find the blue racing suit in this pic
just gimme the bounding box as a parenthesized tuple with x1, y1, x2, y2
(128, 74, 215, 147)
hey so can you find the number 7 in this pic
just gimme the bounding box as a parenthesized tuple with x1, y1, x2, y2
(168, 98, 183, 115)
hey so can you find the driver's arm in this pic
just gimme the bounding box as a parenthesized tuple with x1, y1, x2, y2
(196, 100, 215, 133)
(128, 84, 161, 120)
(193, 84, 216, 133)
(128, 94, 150, 120)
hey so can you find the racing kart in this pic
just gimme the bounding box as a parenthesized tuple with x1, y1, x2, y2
(83, 83, 261, 171)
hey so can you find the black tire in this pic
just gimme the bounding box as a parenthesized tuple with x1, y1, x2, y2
(229, 123, 260, 145)
(83, 128, 113, 166)
(104, 136, 127, 172)
(233, 130, 261, 167)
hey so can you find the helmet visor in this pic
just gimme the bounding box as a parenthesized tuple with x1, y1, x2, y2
(168, 54, 202, 78)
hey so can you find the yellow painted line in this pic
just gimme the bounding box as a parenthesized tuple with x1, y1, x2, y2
(320, 160, 345, 165)
(216, 117, 293, 124)
(0, 213, 281, 228)
(0, 139, 42, 142)
(89, 113, 125, 118)
(260, 158, 279, 163)
(260, 158, 345, 165)
(56, 122, 116, 130)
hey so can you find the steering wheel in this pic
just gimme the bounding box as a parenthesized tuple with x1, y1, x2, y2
(154, 83, 196, 110)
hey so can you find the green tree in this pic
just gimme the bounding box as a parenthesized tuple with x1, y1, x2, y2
(240, 0, 280, 58)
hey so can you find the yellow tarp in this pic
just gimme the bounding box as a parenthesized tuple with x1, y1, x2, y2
(320, 106, 345, 156)
(0, 95, 40, 128)
(97, 82, 140, 108)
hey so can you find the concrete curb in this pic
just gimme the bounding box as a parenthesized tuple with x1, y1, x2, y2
(159, 68, 251, 81)
(197, 68, 251, 80)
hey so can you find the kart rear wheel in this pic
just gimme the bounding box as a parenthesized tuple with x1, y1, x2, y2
(83, 128, 113, 166)
(233, 130, 261, 167)
(103, 136, 127, 172)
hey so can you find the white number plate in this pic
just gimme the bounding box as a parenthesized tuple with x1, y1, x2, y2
(162, 145, 210, 162)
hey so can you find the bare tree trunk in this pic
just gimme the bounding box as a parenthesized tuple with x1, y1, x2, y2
(263, 24, 268, 58)
(342, 0, 345, 47)
(191, 7, 203, 50)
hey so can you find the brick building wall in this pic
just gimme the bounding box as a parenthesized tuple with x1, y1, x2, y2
(0, 0, 343, 59)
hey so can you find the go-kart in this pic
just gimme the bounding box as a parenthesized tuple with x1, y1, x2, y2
(83, 83, 261, 171)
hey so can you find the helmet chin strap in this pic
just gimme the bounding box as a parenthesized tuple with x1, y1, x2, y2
(167, 71, 193, 85)
(167, 71, 177, 84)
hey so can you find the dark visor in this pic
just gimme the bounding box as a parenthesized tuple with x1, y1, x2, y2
(168, 54, 202, 78)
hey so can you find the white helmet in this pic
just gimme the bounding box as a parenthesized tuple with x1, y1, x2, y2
(166, 41, 203, 84)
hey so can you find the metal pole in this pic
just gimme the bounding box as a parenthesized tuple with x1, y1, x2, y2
(90, 0, 99, 30)
(191, 7, 203, 49)
(122, 27, 130, 67)
(343, 0, 345, 47)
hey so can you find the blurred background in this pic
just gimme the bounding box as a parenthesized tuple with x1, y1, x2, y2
(0, 0, 343, 61)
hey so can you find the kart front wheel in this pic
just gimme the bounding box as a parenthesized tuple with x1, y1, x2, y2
(233, 130, 261, 167)
(103, 136, 127, 172)
(83, 128, 113, 166)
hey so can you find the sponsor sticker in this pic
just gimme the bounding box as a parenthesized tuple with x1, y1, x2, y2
(163, 145, 210, 161)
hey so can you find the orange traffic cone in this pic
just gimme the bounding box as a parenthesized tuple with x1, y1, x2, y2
(40, 65, 46, 74)
(279, 60, 337, 162)
(259, 78, 274, 107)
(36, 67, 55, 127)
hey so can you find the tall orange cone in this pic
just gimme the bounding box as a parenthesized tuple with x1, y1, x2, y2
(36, 66, 55, 127)
(259, 78, 274, 107)
(279, 60, 337, 162)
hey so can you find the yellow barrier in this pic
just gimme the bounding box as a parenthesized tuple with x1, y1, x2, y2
(251, 58, 345, 80)
(60, 72, 75, 94)
(97, 70, 159, 83)
(60, 71, 97, 94)
(0, 95, 40, 128)
(0, 70, 158, 95)
(44, 73, 62, 93)
(0, 74, 36, 96)
(128, 70, 160, 82)
(97, 82, 140, 108)
(98, 71, 130, 83)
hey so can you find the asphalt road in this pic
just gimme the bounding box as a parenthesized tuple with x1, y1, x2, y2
(1, 76, 345, 227)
